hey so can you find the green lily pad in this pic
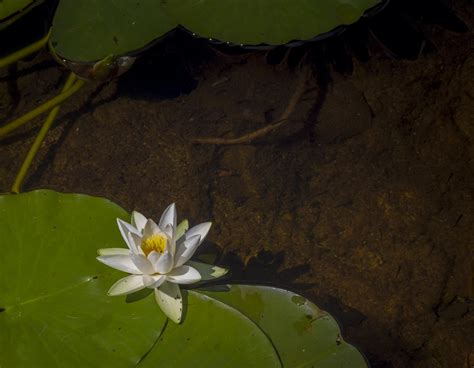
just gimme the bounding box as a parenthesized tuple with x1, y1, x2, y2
(0, 0, 44, 30)
(0, 190, 281, 367)
(162, 0, 382, 45)
(202, 285, 368, 368)
(50, 0, 384, 63)
(0, 0, 37, 20)
(0, 190, 167, 367)
(139, 291, 281, 367)
(50, 0, 177, 63)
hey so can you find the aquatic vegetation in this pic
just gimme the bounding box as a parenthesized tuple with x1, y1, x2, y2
(50, 0, 385, 64)
(0, 190, 369, 367)
(97, 204, 226, 323)
(0, 0, 44, 31)
(0, 0, 387, 192)
(0, 4, 391, 365)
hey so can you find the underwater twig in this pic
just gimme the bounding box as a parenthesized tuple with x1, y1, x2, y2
(11, 72, 77, 194)
(192, 65, 310, 145)
(0, 30, 51, 69)
(0, 78, 85, 140)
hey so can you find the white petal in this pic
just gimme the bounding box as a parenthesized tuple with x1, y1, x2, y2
(117, 219, 140, 252)
(131, 254, 155, 275)
(154, 282, 183, 324)
(167, 265, 201, 285)
(131, 211, 147, 233)
(159, 203, 177, 232)
(108, 275, 145, 296)
(143, 219, 160, 239)
(142, 274, 166, 288)
(161, 224, 175, 256)
(168, 237, 176, 257)
(163, 224, 174, 242)
(186, 261, 228, 281)
(97, 248, 130, 256)
(174, 235, 201, 268)
(147, 250, 160, 265)
(127, 232, 144, 255)
(154, 249, 174, 274)
(185, 222, 212, 245)
(175, 219, 189, 241)
(97, 255, 141, 274)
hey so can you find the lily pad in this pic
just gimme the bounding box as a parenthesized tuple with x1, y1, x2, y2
(0, 190, 167, 367)
(50, 0, 384, 63)
(0, 0, 44, 30)
(50, 0, 177, 63)
(0, 0, 37, 20)
(202, 285, 368, 368)
(0, 190, 280, 367)
(138, 291, 281, 367)
(162, 0, 383, 45)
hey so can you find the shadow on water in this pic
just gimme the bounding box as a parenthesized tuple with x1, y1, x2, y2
(117, 31, 214, 101)
(0, 0, 56, 58)
(0, 60, 57, 82)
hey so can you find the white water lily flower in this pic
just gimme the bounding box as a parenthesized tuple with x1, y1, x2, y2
(97, 203, 227, 323)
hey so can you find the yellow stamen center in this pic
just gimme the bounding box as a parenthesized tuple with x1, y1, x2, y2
(141, 234, 167, 256)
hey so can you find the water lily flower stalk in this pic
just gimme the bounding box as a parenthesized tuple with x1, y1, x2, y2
(97, 203, 227, 323)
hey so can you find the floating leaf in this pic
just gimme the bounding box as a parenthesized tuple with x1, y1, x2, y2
(202, 285, 369, 368)
(161, 0, 383, 45)
(0, 191, 367, 366)
(50, 0, 177, 63)
(0, 0, 37, 20)
(0, 0, 44, 30)
(0, 191, 279, 367)
(0, 190, 167, 367)
(139, 291, 281, 367)
(50, 0, 384, 63)
(187, 260, 228, 281)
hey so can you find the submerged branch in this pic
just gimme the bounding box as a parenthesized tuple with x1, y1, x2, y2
(192, 65, 310, 145)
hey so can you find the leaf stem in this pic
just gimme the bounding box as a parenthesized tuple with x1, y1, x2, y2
(0, 30, 51, 69)
(0, 77, 85, 139)
(11, 72, 77, 193)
